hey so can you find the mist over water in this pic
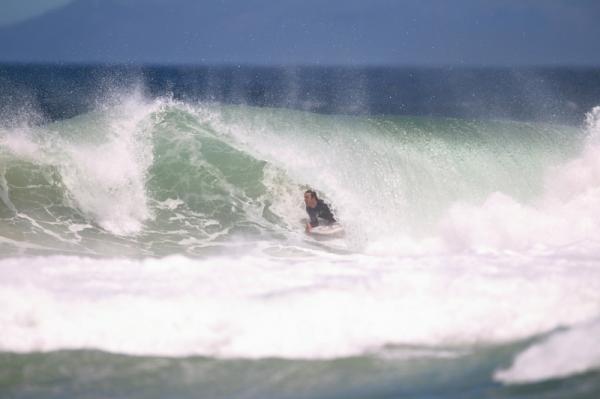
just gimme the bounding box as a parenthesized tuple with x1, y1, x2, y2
(2, 64, 600, 123)
(1, 65, 600, 398)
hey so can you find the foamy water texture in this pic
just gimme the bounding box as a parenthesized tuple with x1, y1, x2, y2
(439, 107, 600, 253)
(1, 96, 600, 386)
(1, 253, 599, 361)
(495, 319, 600, 384)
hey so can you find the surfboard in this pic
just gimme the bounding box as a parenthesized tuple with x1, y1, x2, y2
(309, 223, 345, 236)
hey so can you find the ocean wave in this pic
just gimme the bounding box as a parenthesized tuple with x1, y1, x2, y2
(0, 93, 592, 257)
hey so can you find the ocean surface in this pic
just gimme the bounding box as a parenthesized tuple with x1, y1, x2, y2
(1, 64, 600, 398)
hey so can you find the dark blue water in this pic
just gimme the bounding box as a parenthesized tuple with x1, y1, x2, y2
(1, 64, 599, 123)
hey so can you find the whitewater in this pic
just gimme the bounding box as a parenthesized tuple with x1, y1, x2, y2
(1, 89, 600, 396)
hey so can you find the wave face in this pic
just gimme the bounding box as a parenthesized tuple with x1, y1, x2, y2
(1, 90, 600, 396)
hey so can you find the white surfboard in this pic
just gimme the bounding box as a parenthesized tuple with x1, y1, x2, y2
(309, 223, 345, 236)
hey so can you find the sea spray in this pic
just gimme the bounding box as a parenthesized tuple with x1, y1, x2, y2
(439, 106, 600, 253)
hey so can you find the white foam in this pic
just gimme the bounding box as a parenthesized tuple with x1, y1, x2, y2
(495, 320, 600, 384)
(0, 128, 41, 158)
(155, 198, 185, 210)
(1, 252, 599, 358)
(1, 91, 161, 235)
(68, 224, 92, 233)
(56, 94, 159, 235)
(438, 106, 600, 254)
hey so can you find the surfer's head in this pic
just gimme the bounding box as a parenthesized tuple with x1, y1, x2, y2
(304, 190, 318, 208)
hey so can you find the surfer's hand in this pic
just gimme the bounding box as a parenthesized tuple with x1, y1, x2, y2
(305, 223, 312, 232)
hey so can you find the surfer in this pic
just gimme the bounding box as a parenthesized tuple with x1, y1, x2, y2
(304, 190, 336, 232)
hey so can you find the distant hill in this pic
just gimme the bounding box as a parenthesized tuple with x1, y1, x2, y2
(0, 0, 385, 65)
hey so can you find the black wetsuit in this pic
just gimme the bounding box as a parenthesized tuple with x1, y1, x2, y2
(306, 199, 336, 227)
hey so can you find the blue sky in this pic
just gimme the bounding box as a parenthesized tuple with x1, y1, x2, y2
(0, 0, 599, 66)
